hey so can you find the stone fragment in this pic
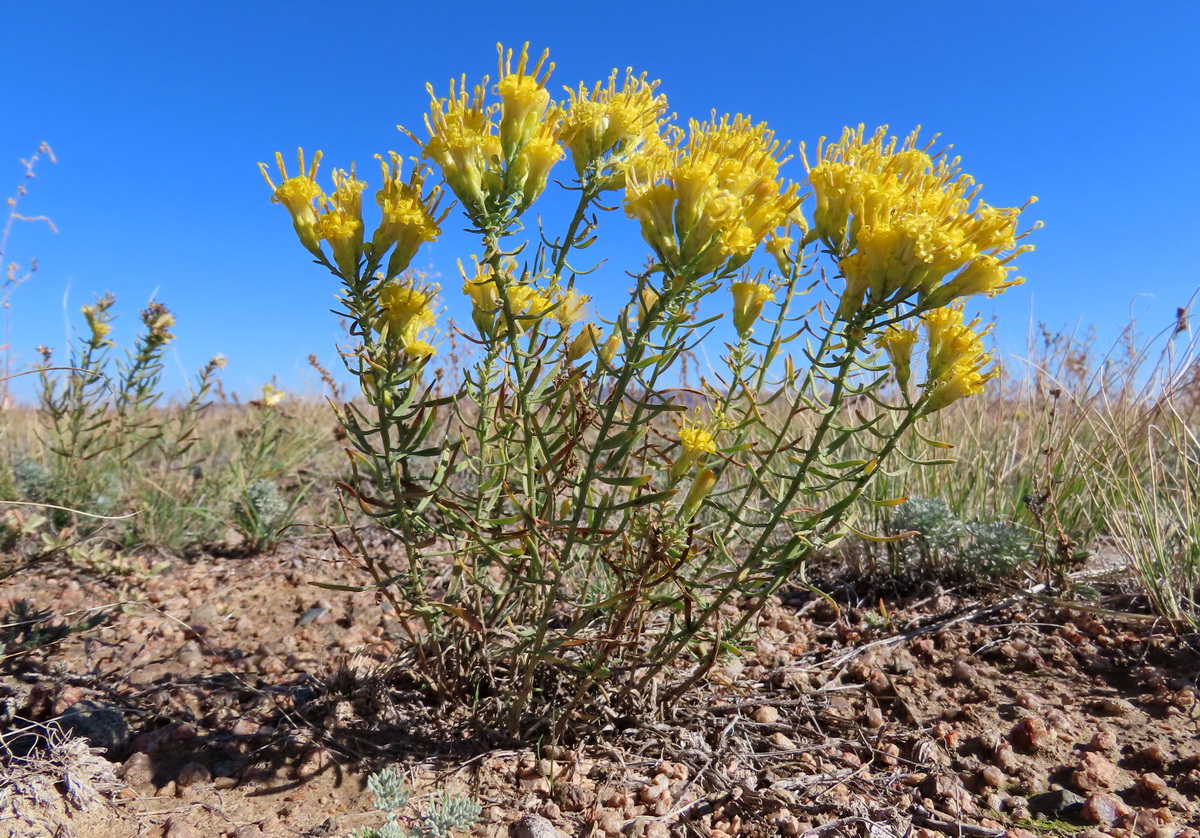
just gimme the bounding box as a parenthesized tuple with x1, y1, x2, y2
(752, 705, 779, 724)
(175, 761, 211, 788)
(1028, 788, 1085, 818)
(511, 813, 562, 838)
(1095, 696, 1136, 717)
(1080, 792, 1130, 824)
(1072, 752, 1124, 792)
(55, 700, 130, 757)
(118, 751, 155, 792)
(1009, 717, 1051, 752)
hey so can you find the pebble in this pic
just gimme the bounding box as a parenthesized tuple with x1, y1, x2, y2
(1028, 788, 1085, 817)
(175, 761, 212, 788)
(175, 640, 204, 667)
(1089, 729, 1119, 752)
(55, 700, 130, 757)
(595, 809, 624, 836)
(119, 751, 155, 791)
(752, 705, 779, 724)
(1095, 696, 1136, 717)
(979, 766, 1005, 789)
(951, 657, 978, 682)
(1080, 792, 1130, 824)
(512, 813, 562, 838)
(1072, 753, 1123, 792)
(1009, 717, 1052, 752)
(1136, 772, 1169, 799)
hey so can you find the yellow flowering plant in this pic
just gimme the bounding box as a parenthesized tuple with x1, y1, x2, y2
(263, 45, 1037, 739)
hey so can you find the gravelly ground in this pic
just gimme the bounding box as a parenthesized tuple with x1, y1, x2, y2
(1, 540, 1198, 838)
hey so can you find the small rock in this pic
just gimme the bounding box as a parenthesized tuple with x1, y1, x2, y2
(176, 761, 211, 788)
(594, 809, 624, 836)
(1137, 743, 1170, 769)
(864, 706, 884, 729)
(1010, 717, 1051, 752)
(119, 751, 155, 791)
(753, 705, 779, 724)
(1028, 788, 1085, 818)
(770, 731, 796, 749)
(188, 602, 219, 626)
(1080, 792, 1130, 824)
(175, 640, 204, 667)
(1089, 729, 1119, 752)
(163, 818, 202, 838)
(1073, 752, 1123, 792)
(1095, 696, 1136, 717)
(951, 657, 978, 682)
(1136, 772, 1169, 799)
(979, 766, 1005, 789)
(511, 813, 562, 838)
(55, 700, 130, 757)
(52, 685, 85, 715)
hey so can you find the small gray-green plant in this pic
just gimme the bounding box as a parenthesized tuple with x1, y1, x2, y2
(231, 477, 299, 552)
(961, 519, 1037, 580)
(350, 767, 481, 838)
(889, 495, 964, 570)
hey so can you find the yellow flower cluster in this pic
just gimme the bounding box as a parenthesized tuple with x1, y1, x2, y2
(671, 417, 718, 480)
(378, 279, 439, 360)
(140, 302, 176, 347)
(805, 125, 1036, 318)
(921, 305, 997, 412)
(259, 149, 445, 280)
(461, 257, 586, 339)
(625, 114, 799, 280)
(406, 44, 563, 219)
(558, 68, 675, 191)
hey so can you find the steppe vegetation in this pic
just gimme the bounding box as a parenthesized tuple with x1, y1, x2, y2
(1, 46, 1198, 838)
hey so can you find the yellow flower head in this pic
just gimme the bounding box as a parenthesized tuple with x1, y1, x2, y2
(372, 152, 447, 279)
(805, 125, 1037, 317)
(511, 126, 564, 211)
(378, 279, 439, 357)
(624, 114, 799, 280)
(259, 148, 326, 257)
(406, 75, 501, 217)
(598, 331, 622, 366)
(314, 209, 362, 278)
(921, 305, 997, 411)
(140, 302, 175, 346)
(553, 288, 590, 327)
(566, 323, 603, 362)
(460, 257, 507, 337)
(495, 43, 555, 160)
(876, 324, 919, 393)
(730, 280, 774, 337)
(261, 383, 286, 407)
(671, 416, 718, 480)
(559, 68, 672, 190)
(681, 467, 717, 521)
(764, 233, 794, 276)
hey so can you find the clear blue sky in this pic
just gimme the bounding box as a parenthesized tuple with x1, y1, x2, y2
(3, 0, 1198, 399)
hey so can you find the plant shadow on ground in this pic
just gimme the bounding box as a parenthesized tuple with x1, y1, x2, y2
(2, 537, 1199, 838)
